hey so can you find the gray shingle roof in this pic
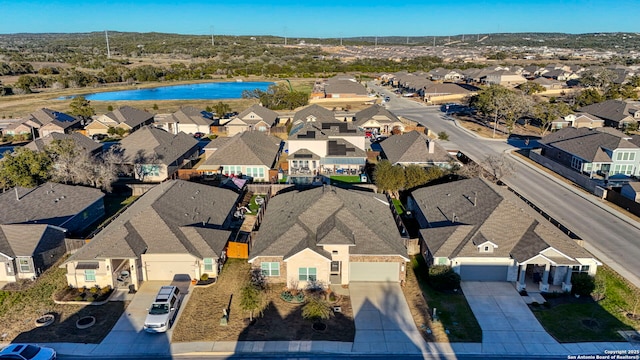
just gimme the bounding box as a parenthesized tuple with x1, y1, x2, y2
(103, 106, 154, 129)
(25, 108, 78, 126)
(236, 104, 279, 126)
(380, 131, 452, 165)
(539, 127, 638, 162)
(292, 104, 336, 124)
(250, 186, 407, 261)
(202, 131, 281, 168)
(0, 182, 104, 228)
(161, 106, 215, 127)
(412, 178, 593, 262)
(353, 105, 401, 127)
(324, 79, 368, 96)
(66, 180, 238, 262)
(24, 132, 102, 154)
(0, 224, 66, 257)
(117, 126, 199, 166)
(579, 100, 640, 125)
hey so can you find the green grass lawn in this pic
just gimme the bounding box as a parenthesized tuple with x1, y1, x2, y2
(532, 265, 640, 342)
(392, 198, 405, 215)
(247, 195, 264, 214)
(411, 257, 482, 342)
(330, 175, 361, 184)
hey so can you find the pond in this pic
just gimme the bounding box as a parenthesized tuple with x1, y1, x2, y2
(61, 81, 273, 101)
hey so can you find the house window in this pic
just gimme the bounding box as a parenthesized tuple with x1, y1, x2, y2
(18, 259, 30, 273)
(84, 270, 96, 282)
(571, 157, 583, 171)
(258, 126, 267, 132)
(331, 261, 340, 273)
(261, 262, 280, 276)
(484, 246, 489, 252)
(298, 267, 317, 281)
(437, 258, 447, 265)
(571, 265, 590, 273)
(141, 165, 160, 177)
(203, 258, 214, 272)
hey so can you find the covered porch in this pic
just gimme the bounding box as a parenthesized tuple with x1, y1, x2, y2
(515, 261, 574, 294)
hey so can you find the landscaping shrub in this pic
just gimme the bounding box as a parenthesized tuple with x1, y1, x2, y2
(572, 272, 596, 297)
(428, 265, 460, 291)
(200, 273, 209, 281)
(302, 295, 333, 322)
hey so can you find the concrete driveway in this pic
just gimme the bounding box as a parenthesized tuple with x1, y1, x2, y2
(461, 282, 567, 356)
(88, 280, 191, 357)
(348, 282, 428, 354)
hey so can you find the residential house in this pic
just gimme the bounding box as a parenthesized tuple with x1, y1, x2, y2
(115, 126, 200, 182)
(85, 106, 154, 136)
(224, 104, 278, 136)
(579, 100, 640, 128)
(353, 104, 405, 136)
(621, 182, 640, 202)
(531, 77, 565, 90)
(379, 131, 454, 168)
(0, 182, 105, 235)
(154, 106, 214, 135)
(288, 105, 366, 176)
(322, 76, 368, 99)
(540, 69, 578, 81)
(408, 178, 600, 292)
(423, 83, 476, 103)
(564, 113, 604, 129)
(197, 131, 282, 182)
(62, 180, 240, 290)
(248, 186, 409, 287)
(428, 68, 464, 82)
(24, 132, 103, 155)
(4, 108, 81, 138)
(0, 224, 67, 282)
(483, 70, 527, 87)
(538, 127, 640, 178)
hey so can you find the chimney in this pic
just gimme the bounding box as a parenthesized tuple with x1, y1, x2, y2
(428, 140, 435, 154)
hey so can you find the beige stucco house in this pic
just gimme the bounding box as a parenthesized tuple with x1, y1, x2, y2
(62, 180, 240, 290)
(249, 186, 409, 289)
(224, 104, 278, 136)
(85, 106, 154, 136)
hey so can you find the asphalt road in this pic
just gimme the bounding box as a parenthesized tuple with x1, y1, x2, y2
(373, 83, 640, 288)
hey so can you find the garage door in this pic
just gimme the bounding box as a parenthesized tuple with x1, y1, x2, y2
(459, 265, 508, 281)
(145, 261, 194, 281)
(350, 262, 399, 282)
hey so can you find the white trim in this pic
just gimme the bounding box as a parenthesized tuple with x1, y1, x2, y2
(476, 241, 498, 249)
(284, 248, 332, 262)
(540, 246, 575, 261)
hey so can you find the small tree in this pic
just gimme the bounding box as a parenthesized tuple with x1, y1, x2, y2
(571, 272, 595, 297)
(428, 265, 460, 291)
(302, 294, 333, 323)
(404, 164, 430, 189)
(69, 95, 95, 119)
(437, 131, 449, 141)
(239, 283, 263, 322)
(483, 154, 516, 182)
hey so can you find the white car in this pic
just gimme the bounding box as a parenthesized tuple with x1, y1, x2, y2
(0, 344, 56, 360)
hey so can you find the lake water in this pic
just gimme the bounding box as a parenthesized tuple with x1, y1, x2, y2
(65, 81, 273, 101)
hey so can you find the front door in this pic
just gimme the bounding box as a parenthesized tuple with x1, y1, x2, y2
(330, 261, 341, 284)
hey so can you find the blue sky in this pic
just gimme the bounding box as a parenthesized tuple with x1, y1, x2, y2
(0, 0, 638, 37)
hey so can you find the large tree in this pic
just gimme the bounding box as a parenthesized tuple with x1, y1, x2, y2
(0, 147, 52, 188)
(470, 85, 531, 136)
(533, 101, 573, 135)
(518, 82, 546, 96)
(373, 160, 405, 197)
(242, 83, 308, 110)
(69, 95, 95, 119)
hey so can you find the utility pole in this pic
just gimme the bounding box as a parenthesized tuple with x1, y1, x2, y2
(210, 26, 215, 46)
(406, 36, 409, 45)
(339, 32, 343, 46)
(375, 36, 377, 47)
(284, 27, 288, 46)
(105, 30, 111, 58)
(462, 34, 465, 42)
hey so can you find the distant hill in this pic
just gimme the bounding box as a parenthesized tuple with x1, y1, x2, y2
(1, 32, 640, 57)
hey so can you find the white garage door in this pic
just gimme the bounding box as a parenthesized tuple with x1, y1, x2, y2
(145, 261, 194, 281)
(459, 265, 508, 281)
(350, 262, 399, 282)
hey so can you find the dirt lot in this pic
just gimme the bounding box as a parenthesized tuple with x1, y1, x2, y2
(0, 263, 127, 344)
(172, 259, 355, 342)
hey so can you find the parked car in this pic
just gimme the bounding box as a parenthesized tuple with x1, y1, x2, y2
(144, 285, 181, 333)
(0, 344, 56, 360)
(193, 132, 205, 139)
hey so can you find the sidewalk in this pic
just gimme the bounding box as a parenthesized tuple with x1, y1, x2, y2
(44, 339, 640, 358)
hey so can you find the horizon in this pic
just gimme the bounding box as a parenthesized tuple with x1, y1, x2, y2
(1, 0, 639, 38)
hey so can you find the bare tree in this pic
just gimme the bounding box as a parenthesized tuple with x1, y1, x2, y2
(483, 153, 516, 182)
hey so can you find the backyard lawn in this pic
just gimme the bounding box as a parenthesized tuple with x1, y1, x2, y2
(532, 265, 640, 342)
(330, 175, 362, 184)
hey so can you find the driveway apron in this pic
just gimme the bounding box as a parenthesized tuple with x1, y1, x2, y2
(461, 282, 563, 356)
(349, 282, 428, 354)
